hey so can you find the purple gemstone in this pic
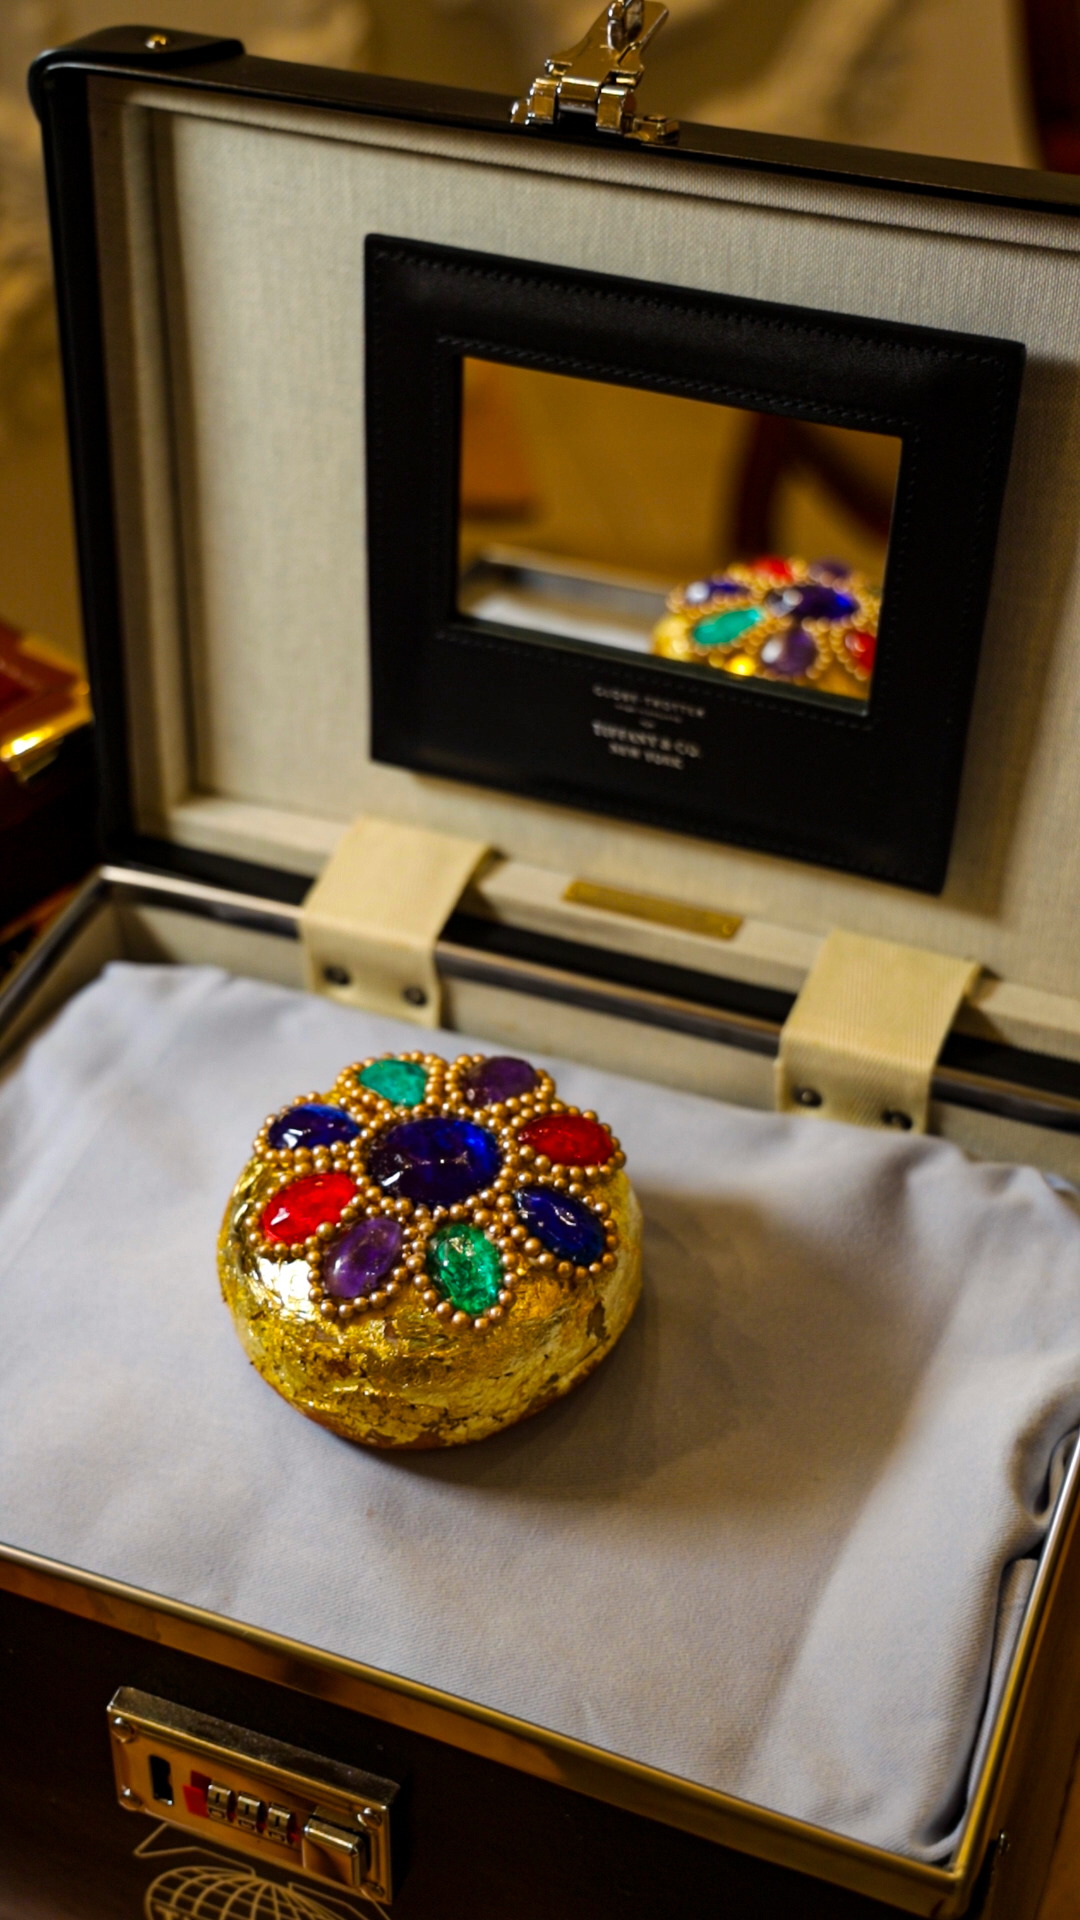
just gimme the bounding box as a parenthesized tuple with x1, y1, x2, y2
(706, 576, 746, 596)
(765, 584, 856, 621)
(324, 1215, 403, 1299)
(268, 1103, 359, 1152)
(809, 558, 851, 581)
(460, 1055, 539, 1106)
(369, 1117, 501, 1208)
(761, 626, 817, 677)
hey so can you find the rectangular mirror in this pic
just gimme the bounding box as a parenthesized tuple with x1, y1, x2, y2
(457, 359, 901, 706)
(366, 235, 1023, 890)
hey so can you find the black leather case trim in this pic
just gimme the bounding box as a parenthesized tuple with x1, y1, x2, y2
(366, 236, 1024, 892)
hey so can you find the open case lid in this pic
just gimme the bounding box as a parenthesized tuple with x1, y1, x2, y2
(26, 15, 1080, 1076)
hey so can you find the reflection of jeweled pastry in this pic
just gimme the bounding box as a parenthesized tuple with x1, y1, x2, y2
(219, 1051, 642, 1448)
(652, 555, 879, 696)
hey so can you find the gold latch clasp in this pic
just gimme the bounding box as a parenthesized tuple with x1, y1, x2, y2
(511, 0, 678, 144)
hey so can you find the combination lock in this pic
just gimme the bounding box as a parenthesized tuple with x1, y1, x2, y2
(108, 1687, 399, 1902)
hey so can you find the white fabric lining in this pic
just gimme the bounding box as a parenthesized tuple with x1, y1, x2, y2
(3, 961, 1080, 1859)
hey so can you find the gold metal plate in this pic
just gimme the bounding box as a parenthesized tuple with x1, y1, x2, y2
(563, 879, 743, 941)
(107, 1688, 398, 1902)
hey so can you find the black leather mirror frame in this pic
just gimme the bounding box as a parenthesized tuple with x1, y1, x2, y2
(366, 235, 1023, 892)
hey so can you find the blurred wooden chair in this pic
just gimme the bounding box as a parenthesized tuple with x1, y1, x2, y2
(732, 414, 897, 564)
(1022, 0, 1080, 170)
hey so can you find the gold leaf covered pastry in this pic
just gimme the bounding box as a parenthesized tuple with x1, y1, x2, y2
(218, 1050, 642, 1448)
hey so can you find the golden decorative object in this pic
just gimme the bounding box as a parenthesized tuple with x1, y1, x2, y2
(0, 620, 91, 782)
(218, 1051, 642, 1448)
(652, 555, 879, 701)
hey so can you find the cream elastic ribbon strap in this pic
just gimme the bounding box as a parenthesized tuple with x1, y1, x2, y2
(300, 816, 491, 1028)
(776, 929, 980, 1133)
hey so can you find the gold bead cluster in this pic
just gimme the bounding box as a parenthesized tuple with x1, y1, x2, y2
(239, 1053, 623, 1336)
(652, 556, 879, 695)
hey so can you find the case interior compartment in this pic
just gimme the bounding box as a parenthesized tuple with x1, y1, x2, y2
(4, 870, 1080, 1920)
(70, 69, 1080, 1039)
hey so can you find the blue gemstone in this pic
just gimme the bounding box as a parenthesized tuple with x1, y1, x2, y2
(369, 1118, 501, 1208)
(268, 1104, 359, 1151)
(514, 1187, 605, 1267)
(766, 583, 856, 621)
(686, 576, 743, 607)
(820, 588, 857, 617)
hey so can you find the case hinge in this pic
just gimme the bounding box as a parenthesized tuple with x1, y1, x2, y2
(776, 930, 980, 1134)
(511, 1, 678, 144)
(300, 817, 491, 1029)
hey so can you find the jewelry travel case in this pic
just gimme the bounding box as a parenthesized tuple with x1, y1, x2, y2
(9, 14, 1080, 1917)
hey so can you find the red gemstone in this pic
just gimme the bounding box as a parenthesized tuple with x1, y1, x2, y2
(752, 555, 793, 582)
(845, 628, 876, 671)
(261, 1172, 356, 1243)
(518, 1113, 614, 1166)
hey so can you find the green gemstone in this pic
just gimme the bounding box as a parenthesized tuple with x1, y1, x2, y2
(426, 1223, 503, 1316)
(358, 1058, 428, 1106)
(693, 607, 763, 649)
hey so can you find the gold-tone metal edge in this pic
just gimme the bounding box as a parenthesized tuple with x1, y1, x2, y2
(0, 1541, 959, 1915)
(112, 1697, 396, 1813)
(0, 630, 91, 781)
(0, 702, 91, 779)
(951, 1428, 1080, 1886)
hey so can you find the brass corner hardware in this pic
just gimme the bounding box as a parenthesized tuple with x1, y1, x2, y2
(511, 0, 678, 144)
